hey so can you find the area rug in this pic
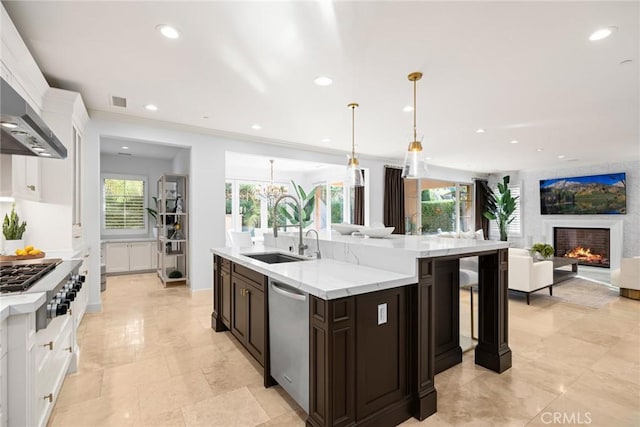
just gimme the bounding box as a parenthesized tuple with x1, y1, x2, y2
(539, 277, 620, 309)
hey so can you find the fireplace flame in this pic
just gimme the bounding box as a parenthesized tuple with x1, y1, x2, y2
(564, 246, 606, 264)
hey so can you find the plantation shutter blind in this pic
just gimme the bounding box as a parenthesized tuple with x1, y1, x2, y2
(104, 178, 145, 230)
(488, 184, 522, 239)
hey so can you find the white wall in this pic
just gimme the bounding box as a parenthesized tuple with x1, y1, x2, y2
(489, 160, 639, 257)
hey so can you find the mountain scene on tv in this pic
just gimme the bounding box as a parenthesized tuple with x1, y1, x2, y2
(540, 173, 626, 215)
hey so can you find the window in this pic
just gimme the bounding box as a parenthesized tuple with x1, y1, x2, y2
(419, 181, 473, 234)
(488, 184, 522, 238)
(102, 174, 147, 234)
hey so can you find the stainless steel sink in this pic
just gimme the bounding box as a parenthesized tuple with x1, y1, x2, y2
(243, 252, 309, 264)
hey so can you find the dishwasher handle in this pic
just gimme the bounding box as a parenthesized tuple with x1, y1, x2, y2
(270, 282, 307, 301)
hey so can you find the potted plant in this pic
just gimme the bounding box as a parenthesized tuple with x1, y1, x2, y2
(531, 243, 554, 260)
(278, 180, 320, 229)
(146, 196, 159, 238)
(481, 176, 519, 241)
(2, 204, 27, 253)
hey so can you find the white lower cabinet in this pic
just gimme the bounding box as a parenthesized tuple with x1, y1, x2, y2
(34, 315, 73, 427)
(8, 310, 75, 427)
(1, 318, 7, 427)
(105, 241, 154, 273)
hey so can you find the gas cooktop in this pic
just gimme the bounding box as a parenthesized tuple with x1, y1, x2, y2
(0, 258, 62, 293)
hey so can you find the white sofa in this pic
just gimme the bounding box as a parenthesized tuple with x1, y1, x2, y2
(611, 256, 640, 300)
(508, 247, 554, 305)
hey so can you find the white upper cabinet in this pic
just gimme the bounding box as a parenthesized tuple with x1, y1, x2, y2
(42, 88, 89, 243)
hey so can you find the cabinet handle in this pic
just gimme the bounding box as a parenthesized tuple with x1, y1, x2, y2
(27, 185, 36, 191)
(65, 346, 73, 353)
(44, 393, 53, 403)
(43, 341, 53, 350)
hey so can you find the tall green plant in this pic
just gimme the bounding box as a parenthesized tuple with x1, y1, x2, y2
(279, 180, 319, 228)
(481, 176, 519, 241)
(2, 204, 27, 240)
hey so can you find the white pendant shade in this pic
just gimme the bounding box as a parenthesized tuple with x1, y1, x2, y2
(347, 160, 364, 187)
(346, 102, 364, 187)
(401, 71, 429, 179)
(402, 142, 429, 179)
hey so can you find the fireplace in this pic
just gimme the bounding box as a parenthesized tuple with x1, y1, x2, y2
(554, 227, 610, 268)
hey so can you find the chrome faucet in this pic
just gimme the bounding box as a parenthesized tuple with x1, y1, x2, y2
(273, 194, 308, 256)
(305, 229, 321, 259)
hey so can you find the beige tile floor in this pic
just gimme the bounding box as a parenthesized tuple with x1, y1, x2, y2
(49, 273, 639, 427)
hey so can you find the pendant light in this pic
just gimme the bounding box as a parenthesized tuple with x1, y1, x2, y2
(346, 102, 364, 187)
(260, 159, 285, 205)
(401, 72, 428, 179)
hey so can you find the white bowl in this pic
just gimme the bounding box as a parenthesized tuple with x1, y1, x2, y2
(332, 223, 364, 235)
(361, 227, 395, 238)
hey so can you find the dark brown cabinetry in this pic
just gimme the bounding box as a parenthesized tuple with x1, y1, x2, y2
(212, 255, 274, 387)
(220, 261, 231, 329)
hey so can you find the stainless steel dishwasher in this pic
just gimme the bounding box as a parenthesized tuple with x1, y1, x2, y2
(268, 279, 309, 413)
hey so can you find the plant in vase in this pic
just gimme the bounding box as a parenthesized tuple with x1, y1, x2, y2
(481, 175, 519, 241)
(2, 204, 27, 253)
(530, 243, 554, 260)
(146, 196, 159, 238)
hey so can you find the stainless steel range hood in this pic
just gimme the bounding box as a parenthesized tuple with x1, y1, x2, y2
(0, 77, 67, 159)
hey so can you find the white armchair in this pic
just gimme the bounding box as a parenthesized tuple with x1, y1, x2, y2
(611, 256, 640, 300)
(508, 248, 554, 305)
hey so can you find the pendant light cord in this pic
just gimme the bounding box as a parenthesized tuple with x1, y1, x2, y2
(351, 104, 356, 158)
(413, 78, 417, 142)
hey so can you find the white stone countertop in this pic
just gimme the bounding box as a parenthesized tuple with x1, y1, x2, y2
(213, 233, 509, 300)
(0, 293, 46, 321)
(298, 232, 509, 257)
(211, 245, 416, 300)
(101, 237, 156, 243)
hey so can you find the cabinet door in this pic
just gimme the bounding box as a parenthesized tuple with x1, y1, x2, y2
(105, 243, 129, 273)
(71, 126, 82, 238)
(12, 156, 41, 201)
(245, 283, 265, 366)
(129, 242, 152, 271)
(231, 277, 248, 342)
(221, 270, 231, 328)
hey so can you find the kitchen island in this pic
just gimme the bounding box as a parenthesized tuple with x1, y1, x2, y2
(211, 234, 511, 426)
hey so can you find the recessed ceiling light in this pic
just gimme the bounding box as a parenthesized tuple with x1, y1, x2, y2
(121, 146, 129, 150)
(32, 147, 45, 152)
(403, 106, 414, 112)
(39, 152, 52, 157)
(157, 24, 180, 39)
(589, 27, 616, 41)
(145, 104, 158, 111)
(0, 122, 18, 129)
(251, 124, 262, 130)
(313, 76, 333, 86)
(558, 155, 566, 159)
(510, 140, 519, 144)
(321, 138, 331, 143)
(426, 157, 432, 161)
(475, 128, 485, 134)
(536, 148, 544, 152)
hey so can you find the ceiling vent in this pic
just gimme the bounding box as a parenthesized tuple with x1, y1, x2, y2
(111, 96, 127, 108)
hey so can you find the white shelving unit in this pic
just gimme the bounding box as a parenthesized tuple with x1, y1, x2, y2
(156, 174, 189, 287)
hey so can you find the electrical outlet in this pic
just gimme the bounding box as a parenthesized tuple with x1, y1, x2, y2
(377, 303, 387, 325)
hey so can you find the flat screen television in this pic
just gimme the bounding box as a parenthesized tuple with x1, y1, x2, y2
(540, 172, 626, 215)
